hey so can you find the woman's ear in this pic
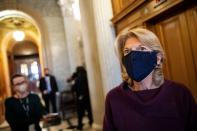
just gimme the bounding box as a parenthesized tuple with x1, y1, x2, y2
(156, 52, 163, 65)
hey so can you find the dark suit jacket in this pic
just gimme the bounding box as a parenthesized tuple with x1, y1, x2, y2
(39, 75, 58, 95)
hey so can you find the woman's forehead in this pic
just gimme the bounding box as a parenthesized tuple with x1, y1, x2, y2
(124, 37, 142, 48)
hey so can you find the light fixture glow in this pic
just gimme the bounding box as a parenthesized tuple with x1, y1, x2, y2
(72, 0, 81, 21)
(13, 31, 25, 41)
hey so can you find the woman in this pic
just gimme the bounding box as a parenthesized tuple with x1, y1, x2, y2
(5, 74, 45, 131)
(103, 28, 197, 131)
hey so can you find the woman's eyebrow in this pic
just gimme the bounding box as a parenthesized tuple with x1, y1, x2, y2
(123, 47, 129, 50)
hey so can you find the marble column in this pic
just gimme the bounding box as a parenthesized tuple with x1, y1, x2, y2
(79, 0, 105, 129)
(80, 0, 122, 128)
(91, 0, 122, 95)
(58, 0, 84, 73)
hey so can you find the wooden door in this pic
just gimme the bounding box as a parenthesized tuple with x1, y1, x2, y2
(186, 7, 197, 83)
(111, 0, 136, 15)
(154, 7, 197, 101)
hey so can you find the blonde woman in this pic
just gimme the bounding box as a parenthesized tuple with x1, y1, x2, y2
(103, 28, 197, 131)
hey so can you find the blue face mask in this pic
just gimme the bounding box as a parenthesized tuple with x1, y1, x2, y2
(122, 51, 158, 82)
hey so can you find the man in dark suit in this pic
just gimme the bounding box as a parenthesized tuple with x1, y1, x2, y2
(67, 66, 93, 130)
(39, 68, 58, 113)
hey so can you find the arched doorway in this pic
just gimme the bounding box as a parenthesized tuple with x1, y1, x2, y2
(0, 11, 44, 97)
(8, 40, 41, 86)
(0, 10, 45, 124)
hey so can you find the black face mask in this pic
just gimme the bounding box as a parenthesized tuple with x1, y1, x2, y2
(122, 51, 158, 82)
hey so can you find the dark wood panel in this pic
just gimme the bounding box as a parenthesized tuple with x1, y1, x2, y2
(111, 0, 122, 15)
(155, 10, 197, 101)
(111, 0, 145, 24)
(140, 0, 184, 22)
(156, 16, 189, 84)
(111, 0, 185, 34)
(121, 0, 135, 9)
(186, 7, 197, 81)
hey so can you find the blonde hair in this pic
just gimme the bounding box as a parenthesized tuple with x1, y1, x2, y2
(115, 28, 165, 86)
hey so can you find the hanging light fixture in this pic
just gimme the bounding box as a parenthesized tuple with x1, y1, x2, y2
(13, 30, 25, 41)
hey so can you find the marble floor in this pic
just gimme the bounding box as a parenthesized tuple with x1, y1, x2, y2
(42, 117, 99, 131)
(0, 117, 101, 131)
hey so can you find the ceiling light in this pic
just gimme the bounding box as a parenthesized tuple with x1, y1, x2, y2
(13, 31, 25, 41)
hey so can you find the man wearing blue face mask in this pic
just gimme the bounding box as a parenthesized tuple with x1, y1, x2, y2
(5, 74, 46, 131)
(103, 28, 197, 131)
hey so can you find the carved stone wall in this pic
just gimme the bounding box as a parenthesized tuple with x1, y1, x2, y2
(17, 0, 62, 17)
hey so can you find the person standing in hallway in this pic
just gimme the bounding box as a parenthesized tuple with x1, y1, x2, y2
(67, 66, 93, 130)
(39, 68, 58, 113)
(103, 28, 197, 131)
(5, 74, 45, 131)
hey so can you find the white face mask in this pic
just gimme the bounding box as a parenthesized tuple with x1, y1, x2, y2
(18, 84, 27, 93)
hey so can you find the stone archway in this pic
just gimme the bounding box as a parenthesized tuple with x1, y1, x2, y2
(0, 10, 45, 97)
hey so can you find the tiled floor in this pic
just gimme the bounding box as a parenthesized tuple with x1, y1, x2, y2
(0, 117, 101, 131)
(42, 117, 98, 131)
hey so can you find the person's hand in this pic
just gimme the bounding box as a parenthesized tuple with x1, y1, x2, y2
(42, 114, 52, 122)
(43, 90, 48, 94)
(78, 95, 84, 100)
(55, 92, 60, 95)
(42, 115, 48, 121)
(42, 113, 59, 122)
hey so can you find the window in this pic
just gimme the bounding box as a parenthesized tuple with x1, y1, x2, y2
(72, 0, 81, 20)
(20, 64, 28, 76)
(31, 61, 39, 80)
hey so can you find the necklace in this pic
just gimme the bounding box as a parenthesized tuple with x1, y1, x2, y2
(19, 97, 29, 117)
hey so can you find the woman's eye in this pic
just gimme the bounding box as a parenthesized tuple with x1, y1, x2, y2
(124, 50, 129, 54)
(139, 46, 147, 51)
(124, 50, 129, 55)
(123, 50, 128, 54)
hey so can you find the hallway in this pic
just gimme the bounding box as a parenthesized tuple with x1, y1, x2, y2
(0, 0, 197, 131)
